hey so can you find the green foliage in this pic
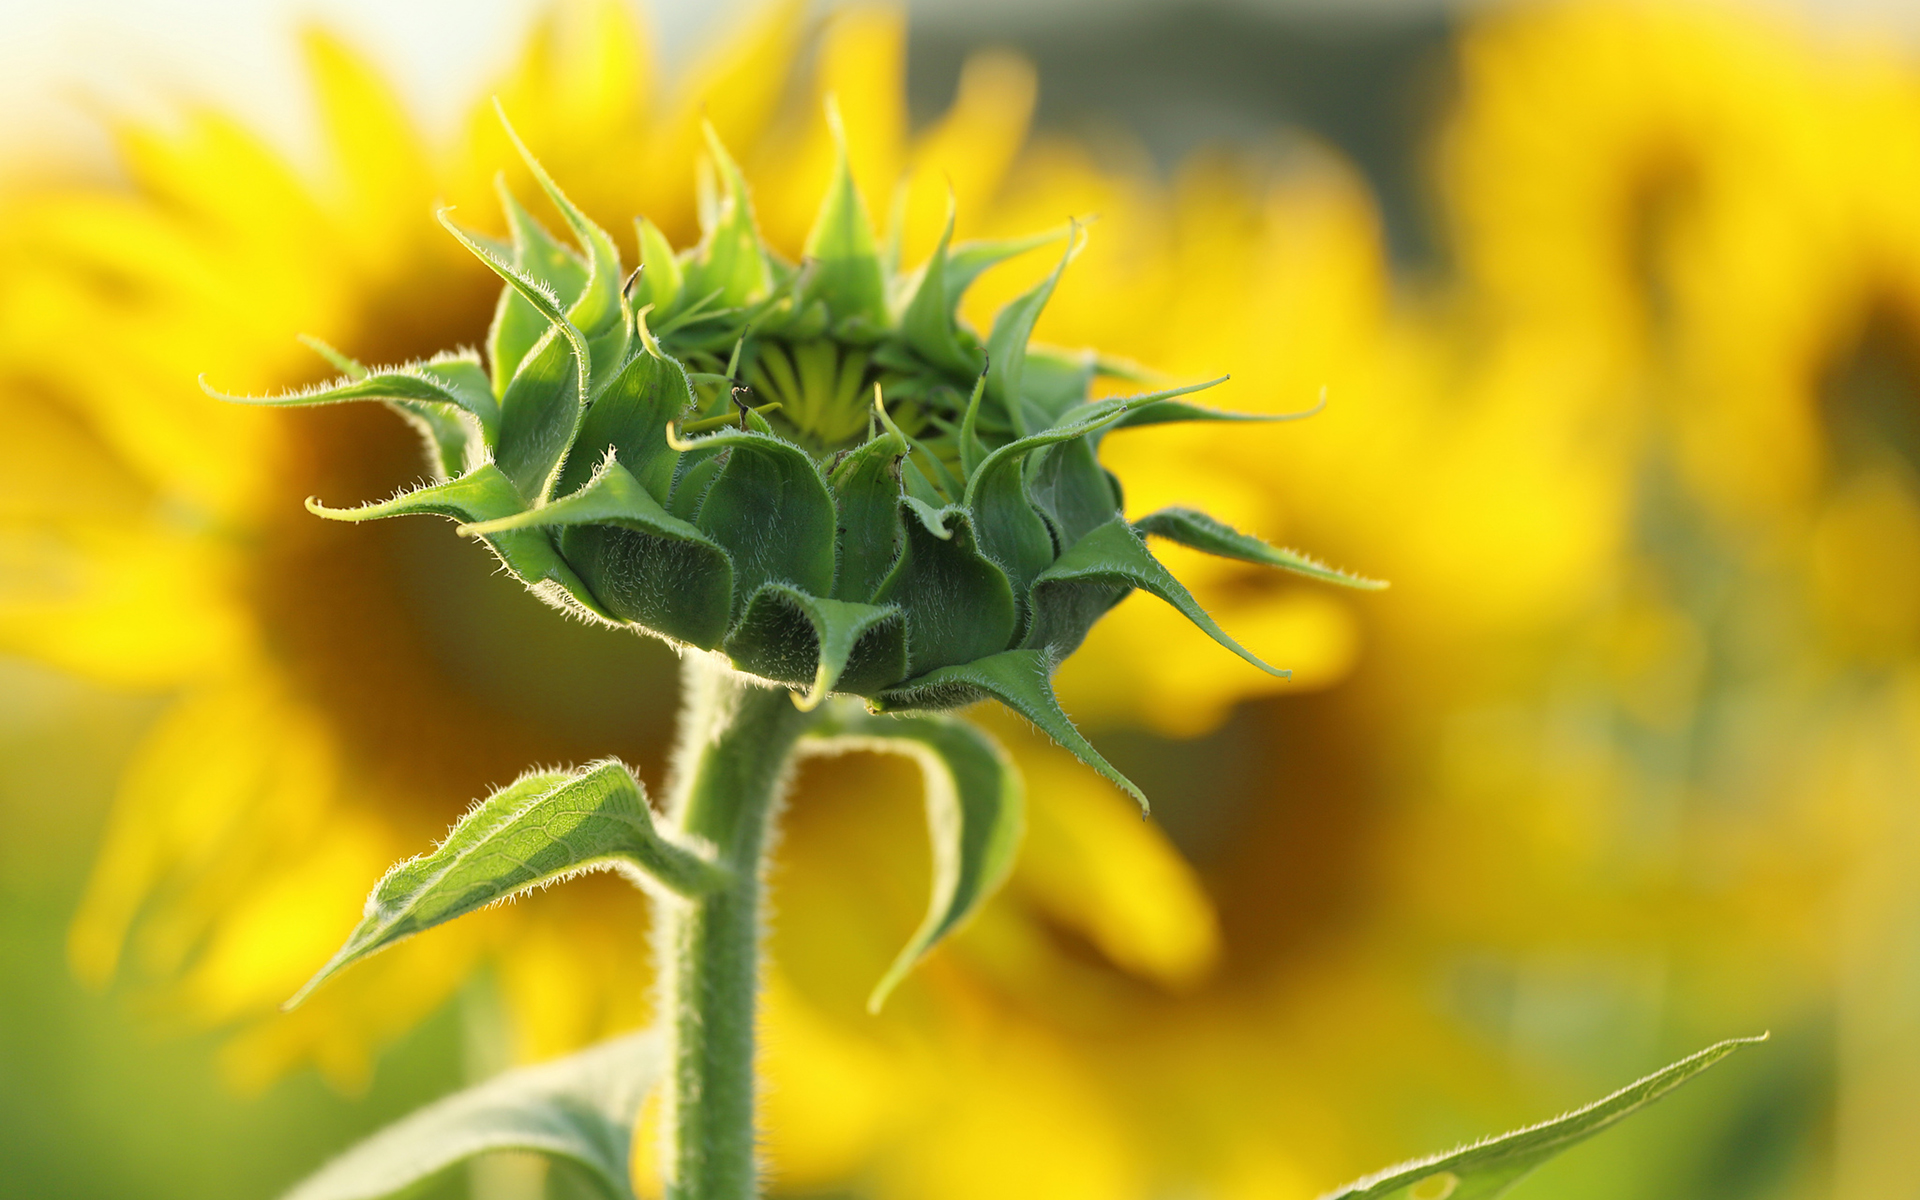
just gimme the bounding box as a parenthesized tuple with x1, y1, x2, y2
(806, 706, 1024, 1012)
(288, 762, 725, 1008)
(281, 1031, 661, 1200)
(1320, 1037, 1767, 1200)
(1136, 506, 1388, 590)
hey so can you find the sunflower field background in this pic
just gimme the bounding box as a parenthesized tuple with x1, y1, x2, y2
(5, 0, 1919, 1197)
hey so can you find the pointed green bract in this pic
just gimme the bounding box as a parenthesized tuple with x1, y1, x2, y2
(635, 215, 684, 316)
(281, 1031, 661, 1200)
(985, 228, 1079, 435)
(874, 648, 1147, 811)
(681, 427, 838, 610)
(556, 341, 695, 501)
(1136, 507, 1387, 590)
(802, 110, 889, 332)
(898, 202, 978, 376)
(828, 419, 909, 602)
(807, 707, 1023, 1012)
(875, 509, 1018, 675)
(461, 457, 734, 648)
(1320, 1036, 1766, 1200)
(494, 327, 586, 502)
(945, 225, 1068, 311)
(683, 123, 772, 310)
(203, 356, 498, 439)
(288, 761, 726, 1009)
(724, 584, 905, 706)
(494, 101, 626, 351)
(488, 181, 589, 394)
(1031, 517, 1288, 676)
(305, 464, 611, 620)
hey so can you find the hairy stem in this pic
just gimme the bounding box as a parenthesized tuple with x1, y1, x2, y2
(657, 653, 816, 1200)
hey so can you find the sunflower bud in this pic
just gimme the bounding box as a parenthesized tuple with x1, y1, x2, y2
(212, 106, 1380, 804)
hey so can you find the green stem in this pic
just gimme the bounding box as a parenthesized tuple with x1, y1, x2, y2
(657, 653, 817, 1200)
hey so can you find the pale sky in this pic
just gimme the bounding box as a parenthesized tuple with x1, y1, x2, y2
(2, 0, 1915, 179)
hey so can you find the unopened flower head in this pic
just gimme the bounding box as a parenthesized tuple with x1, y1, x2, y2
(212, 102, 1378, 802)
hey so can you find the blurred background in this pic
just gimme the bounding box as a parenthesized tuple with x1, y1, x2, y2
(6, 0, 1920, 1197)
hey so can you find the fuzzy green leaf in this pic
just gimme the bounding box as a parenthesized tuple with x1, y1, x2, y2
(1030, 517, 1287, 676)
(1136, 507, 1387, 590)
(495, 102, 622, 339)
(460, 457, 734, 649)
(807, 708, 1023, 1011)
(985, 230, 1077, 436)
(801, 107, 889, 331)
(441, 207, 592, 398)
(1320, 1036, 1766, 1200)
(487, 181, 589, 394)
(494, 326, 586, 503)
(945, 225, 1068, 312)
(683, 124, 772, 310)
(635, 215, 684, 317)
(290, 761, 725, 1009)
(555, 342, 697, 502)
(827, 420, 909, 602)
(725, 584, 906, 705)
(1108, 397, 1321, 432)
(203, 356, 499, 442)
(897, 201, 977, 375)
(873, 508, 1018, 676)
(306, 464, 612, 621)
(676, 427, 838, 614)
(873, 648, 1146, 811)
(281, 1030, 661, 1200)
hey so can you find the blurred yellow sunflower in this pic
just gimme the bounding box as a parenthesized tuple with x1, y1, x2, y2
(0, 2, 1396, 1196)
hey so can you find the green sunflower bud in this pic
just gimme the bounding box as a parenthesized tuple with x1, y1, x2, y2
(211, 105, 1382, 805)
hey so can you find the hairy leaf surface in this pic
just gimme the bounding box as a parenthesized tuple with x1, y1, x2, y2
(808, 708, 1023, 1011)
(289, 762, 725, 1007)
(282, 1031, 661, 1200)
(1136, 507, 1387, 590)
(1320, 1036, 1766, 1200)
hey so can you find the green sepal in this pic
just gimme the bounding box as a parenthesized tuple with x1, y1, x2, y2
(724, 584, 906, 704)
(677, 427, 838, 613)
(203, 355, 497, 481)
(806, 707, 1023, 1012)
(487, 179, 588, 395)
(1136, 507, 1388, 590)
(1107, 397, 1320, 433)
(494, 327, 586, 503)
(962, 378, 1224, 559)
(827, 420, 910, 602)
(985, 228, 1077, 435)
(945, 225, 1069, 314)
(1017, 346, 1096, 430)
(460, 457, 735, 649)
(201, 355, 498, 443)
(280, 1031, 662, 1200)
(682, 123, 773, 310)
(1321, 1036, 1767, 1200)
(307, 465, 611, 621)
(873, 507, 1017, 676)
(635, 215, 684, 317)
(872, 648, 1147, 811)
(800, 105, 889, 332)
(897, 199, 978, 376)
(554, 340, 696, 502)
(1029, 517, 1288, 676)
(440, 209, 594, 500)
(495, 101, 630, 371)
(287, 761, 727, 1009)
